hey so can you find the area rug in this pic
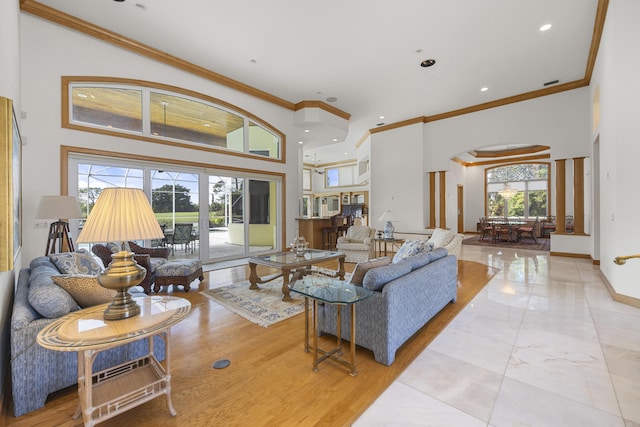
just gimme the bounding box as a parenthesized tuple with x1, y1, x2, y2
(200, 277, 305, 327)
(463, 234, 550, 251)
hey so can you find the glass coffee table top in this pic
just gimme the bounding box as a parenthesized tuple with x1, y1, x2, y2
(289, 276, 374, 305)
(253, 249, 342, 266)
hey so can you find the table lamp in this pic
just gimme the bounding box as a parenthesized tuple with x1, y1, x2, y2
(378, 210, 397, 239)
(35, 196, 83, 255)
(77, 188, 164, 320)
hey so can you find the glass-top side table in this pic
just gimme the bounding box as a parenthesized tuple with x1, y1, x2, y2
(289, 276, 374, 376)
(37, 296, 191, 427)
(372, 237, 406, 257)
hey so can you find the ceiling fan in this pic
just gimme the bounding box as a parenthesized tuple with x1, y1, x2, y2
(311, 153, 325, 174)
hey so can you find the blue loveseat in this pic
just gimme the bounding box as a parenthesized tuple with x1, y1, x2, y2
(317, 247, 457, 365)
(10, 254, 165, 417)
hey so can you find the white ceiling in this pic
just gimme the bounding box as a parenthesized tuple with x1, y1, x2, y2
(31, 0, 600, 164)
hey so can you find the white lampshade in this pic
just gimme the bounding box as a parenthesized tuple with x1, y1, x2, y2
(77, 188, 164, 244)
(378, 210, 397, 223)
(35, 196, 82, 220)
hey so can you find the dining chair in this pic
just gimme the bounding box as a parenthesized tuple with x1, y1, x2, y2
(565, 215, 574, 233)
(516, 217, 539, 243)
(494, 219, 514, 243)
(479, 217, 494, 240)
(542, 215, 556, 237)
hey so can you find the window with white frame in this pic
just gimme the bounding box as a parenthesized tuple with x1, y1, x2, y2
(486, 163, 549, 218)
(325, 164, 356, 188)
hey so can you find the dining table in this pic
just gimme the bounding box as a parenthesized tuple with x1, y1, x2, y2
(487, 218, 527, 243)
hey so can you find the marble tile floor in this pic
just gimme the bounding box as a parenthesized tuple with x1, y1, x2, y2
(354, 244, 640, 427)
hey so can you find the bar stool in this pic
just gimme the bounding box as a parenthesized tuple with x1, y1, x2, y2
(338, 215, 353, 237)
(322, 214, 341, 250)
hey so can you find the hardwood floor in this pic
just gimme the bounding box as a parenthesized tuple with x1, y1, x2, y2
(3, 260, 497, 427)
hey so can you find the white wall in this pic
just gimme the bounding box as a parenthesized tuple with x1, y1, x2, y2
(19, 15, 301, 263)
(592, 0, 640, 298)
(424, 89, 591, 171)
(370, 89, 590, 239)
(370, 123, 425, 233)
(463, 165, 486, 232)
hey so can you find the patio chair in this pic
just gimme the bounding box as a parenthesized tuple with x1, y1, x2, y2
(167, 223, 194, 254)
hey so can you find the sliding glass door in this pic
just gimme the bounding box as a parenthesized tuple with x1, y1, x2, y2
(207, 175, 275, 259)
(71, 156, 280, 263)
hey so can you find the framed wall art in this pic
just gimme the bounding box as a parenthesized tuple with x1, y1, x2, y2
(0, 96, 21, 271)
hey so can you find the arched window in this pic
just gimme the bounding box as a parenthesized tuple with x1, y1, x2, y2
(62, 77, 283, 161)
(486, 163, 549, 218)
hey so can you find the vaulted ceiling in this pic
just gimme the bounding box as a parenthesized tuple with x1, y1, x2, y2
(23, 0, 605, 165)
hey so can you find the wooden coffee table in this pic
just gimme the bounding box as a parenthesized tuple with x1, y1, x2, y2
(248, 250, 345, 301)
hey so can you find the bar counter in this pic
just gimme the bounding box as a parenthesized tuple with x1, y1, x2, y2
(296, 217, 333, 249)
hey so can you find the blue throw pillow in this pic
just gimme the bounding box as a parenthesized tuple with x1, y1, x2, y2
(28, 264, 80, 318)
(362, 261, 412, 291)
(49, 249, 103, 275)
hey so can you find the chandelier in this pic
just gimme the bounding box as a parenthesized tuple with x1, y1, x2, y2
(498, 183, 518, 200)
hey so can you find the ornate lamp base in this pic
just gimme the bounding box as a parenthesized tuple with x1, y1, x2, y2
(98, 249, 147, 320)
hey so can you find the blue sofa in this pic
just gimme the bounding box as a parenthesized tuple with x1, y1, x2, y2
(317, 247, 457, 365)
(10, 255, 165, 417)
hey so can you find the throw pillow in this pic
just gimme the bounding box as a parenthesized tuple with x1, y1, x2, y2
(428, 228, 454, 248)
(52, 275, 116, 308)
(28, 258, 80, 318)
(350, 257, 392, 286)
(49, 249, 103, 275)
(392, 240, 432, 263)
(362, 261, 412, 291)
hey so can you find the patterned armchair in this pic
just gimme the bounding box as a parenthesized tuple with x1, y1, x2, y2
(336, 225, 376, 263)
(91, 242, 169, 294)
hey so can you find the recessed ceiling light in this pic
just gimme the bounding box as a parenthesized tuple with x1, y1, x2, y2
(304, 129, 310, 133)
(379, 115, 385, 119)
(333, 138, 338, 142)
(250, 59, 257, 63)
(135, 3, 146, 10)
(420, 59, 436, 68)
(540, 24, 552, 31)
(298, 141, 303, 144)
(326, 97, 338, 103)
(481, 87, 488, 92)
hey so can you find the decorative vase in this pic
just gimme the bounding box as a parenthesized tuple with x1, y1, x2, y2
(383, 221, 394, 239)
(290, 236, 309, 256)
